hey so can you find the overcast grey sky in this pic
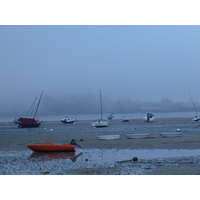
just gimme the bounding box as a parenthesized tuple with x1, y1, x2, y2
(1, 25, 200, 110)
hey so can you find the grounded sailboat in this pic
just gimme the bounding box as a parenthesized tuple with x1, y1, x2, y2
(118, 102, 129, 122)
(92, 89, 108, 128)
(188, 92, 200, 121)
(14, 90, 44, 128)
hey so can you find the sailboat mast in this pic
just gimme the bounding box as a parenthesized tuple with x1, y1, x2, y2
(100, 89, 103, 120)
(188, 92, 199, 116)
(26, 97, 37, 117)
(34, 90, 44, 119)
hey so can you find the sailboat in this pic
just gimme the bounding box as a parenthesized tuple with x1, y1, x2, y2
(118, 102, 129, 122)
(92, 89, 108, 128)
(188, 92, 200, 121)
(14, 90, 44, 128)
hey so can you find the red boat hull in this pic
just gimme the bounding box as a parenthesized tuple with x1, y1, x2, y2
(27, 143, 75, 152)
(17, 118, 41, 128)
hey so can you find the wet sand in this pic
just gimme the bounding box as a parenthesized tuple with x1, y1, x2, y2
(1, 117, 200, 174)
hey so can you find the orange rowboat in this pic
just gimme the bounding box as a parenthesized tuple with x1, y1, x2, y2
(27, 139, 83, 152)
(27, 143, 75, 152)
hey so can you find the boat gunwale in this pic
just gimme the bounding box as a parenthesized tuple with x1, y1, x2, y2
(27, 143, 75, 152)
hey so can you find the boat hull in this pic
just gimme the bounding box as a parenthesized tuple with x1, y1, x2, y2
(27, 143, 75, 152)
(92, 121, 108, 128)
(96, 134, 120, 140)
(16, 117, 41, 128)
(122, 118, 129, 122)
(126, 134, 150, 139)
(160, 132, 181, 138)
(193, 116, 200, 121)
(61, 119, 75, 124)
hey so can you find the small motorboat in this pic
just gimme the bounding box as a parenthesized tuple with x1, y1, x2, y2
(125, 133, 150, 139)
(61, 117, 76, 124)
(160, 132, 181, 138)
(107, 113, 114, 120)
(143, 113, 155, 122)
(96, 134, 120, 140)
(27, 139, 82, 152)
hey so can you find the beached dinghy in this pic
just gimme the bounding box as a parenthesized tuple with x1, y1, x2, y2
(160, 132, 181, 138)
(27, 139, 82, 152)
(96, 134, 120, 140)
(125, 133, 150, 139)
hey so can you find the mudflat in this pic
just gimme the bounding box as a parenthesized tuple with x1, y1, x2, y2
(0, 117, 200, 151)
(1, 117, 200, 175)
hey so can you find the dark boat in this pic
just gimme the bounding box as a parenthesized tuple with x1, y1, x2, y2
(14, 90, 43, 128)
(15, 117, 42, 128)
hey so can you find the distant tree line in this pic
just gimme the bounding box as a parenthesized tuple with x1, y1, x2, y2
(2, 95, 199, 117)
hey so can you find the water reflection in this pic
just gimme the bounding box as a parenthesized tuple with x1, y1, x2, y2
(29, 152, 83, 162)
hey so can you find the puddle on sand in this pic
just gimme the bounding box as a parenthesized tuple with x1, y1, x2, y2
(0, 148, 200, 175)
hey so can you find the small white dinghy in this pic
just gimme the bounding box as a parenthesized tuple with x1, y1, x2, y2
(96, 134, 120, 140)
(125, 133, 150, 139)
(160, 132, 181, 138)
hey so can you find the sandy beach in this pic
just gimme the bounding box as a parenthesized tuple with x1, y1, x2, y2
(1, 117, 200, 175)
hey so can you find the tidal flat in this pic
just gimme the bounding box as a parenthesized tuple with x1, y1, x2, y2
(1, 118, 200, 175)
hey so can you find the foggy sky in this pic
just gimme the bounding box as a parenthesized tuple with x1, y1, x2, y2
(1, 25, 200, 115)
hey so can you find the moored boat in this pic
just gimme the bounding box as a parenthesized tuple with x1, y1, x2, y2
(15, 117, 41, 128)
(192, 116, 200, 121)
(107, 113, 114, 120)
(125, 133, 150, 139)
(160, 132, 181, 138)
(92, 89, 108, 128)
(122, 117, 129, 122)
(96, 134, 120, 140)
(61, 117, 76, 124)
(143, 112, 155, 122)
(92, 120, 108, 128)
(188, 92, 200, 121)
(14, 90, 43, 128)
(27, 139, 82, 152)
